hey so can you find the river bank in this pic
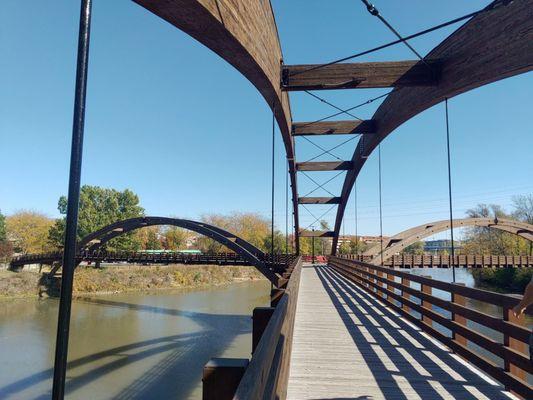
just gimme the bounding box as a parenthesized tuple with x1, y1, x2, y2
(471, 267, 533, 293)
(0, 264, 265, 299)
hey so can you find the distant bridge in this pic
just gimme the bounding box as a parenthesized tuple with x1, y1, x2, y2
(363, 217, 533, 264)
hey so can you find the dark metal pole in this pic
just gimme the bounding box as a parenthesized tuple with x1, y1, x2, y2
(52, 0, 92, 398)
(378, 145, 384, 266)
(271, 104, 275, 257)
(445, 98, 456, 282)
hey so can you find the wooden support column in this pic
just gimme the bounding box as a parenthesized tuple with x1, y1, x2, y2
(452, 283, 467, 347)
(401, 277, 410, 313)
(252, 307, 275, 354)
(421, 276, 433, 328)
(503, 306, 527, 393)
(271, 288, 285, 307)
(202, 358, 249, 400)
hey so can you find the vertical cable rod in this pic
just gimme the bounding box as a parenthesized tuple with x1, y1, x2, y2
(354, 182, 358, 257)
(52, 1, 92, 398)
(285, 159, 289, 256)
(271, 104, 275, 258)
(378, 144, 384, 266)
(445, 98, 456, 282)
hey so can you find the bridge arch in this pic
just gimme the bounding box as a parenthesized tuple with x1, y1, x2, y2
(331, 0, 533, 252)
(133, 0, 300, 249)
(77, 216, 281, 286)
(363, 217, 533, 263)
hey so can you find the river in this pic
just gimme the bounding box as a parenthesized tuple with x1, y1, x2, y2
(0, 279, 270, 400)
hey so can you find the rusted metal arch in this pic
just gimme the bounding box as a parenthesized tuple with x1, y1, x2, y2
(331, 0, 533, 254)
(364, 217, 533, 263)
(133, 0, 300, 251)
(75, 216, 283, 285)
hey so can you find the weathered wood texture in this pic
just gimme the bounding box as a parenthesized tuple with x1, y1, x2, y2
(296, 161, 352, 171)
(287, 264, 518, 399)
(329, 257, 533, 399)
(332, 0, 533, 252)
(234, 256, 303, 400)
(282, 60, 440, 91)
(292, 120, 376, 136)
(363, 217, 533, 262)
(298, 197, 341, 205)
(299, 230, 335, 238)
(133, 0, 300, 250)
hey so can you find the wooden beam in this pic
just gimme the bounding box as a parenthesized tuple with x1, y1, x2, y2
(292, 120, 375, 136)
(296, 161, 352, 171)
(299, 197, 341, 205)
(282, 60, 439, 91)
(300, 230, 335, 238)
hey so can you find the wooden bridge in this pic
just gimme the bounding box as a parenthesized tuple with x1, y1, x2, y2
(203, 256, 532, 399)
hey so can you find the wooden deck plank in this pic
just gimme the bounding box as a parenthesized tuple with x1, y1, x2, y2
(287, 265, 517, 400)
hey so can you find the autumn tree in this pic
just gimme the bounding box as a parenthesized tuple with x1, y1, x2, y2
(513, 194, 533, 255)
(0, 209, 13, 261)
(162, 227, 188, 250)
(6, 210, 54, 253)
(48, 185, 145, 251)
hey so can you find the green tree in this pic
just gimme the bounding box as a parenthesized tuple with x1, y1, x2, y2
(48, 185, 145, 250)
(0, 209, 6, 241)
(403, 241, 425, 255)
(263, 230, 287, 254)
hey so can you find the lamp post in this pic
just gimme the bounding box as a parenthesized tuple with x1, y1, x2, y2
(311, 227, 315, 264)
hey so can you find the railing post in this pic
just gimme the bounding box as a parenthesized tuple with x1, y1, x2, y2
(202, 358, 248, 400)
(376, 268, 384, 298)
(503, 306, 527, 392)
(421, 276, 432, 328)
(271, 288, 285, 307)
(451, 283, 467, 347)
(252, 307, 274, 354)
(401, 276, 410, 313)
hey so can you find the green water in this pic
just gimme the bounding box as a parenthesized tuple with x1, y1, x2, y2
(0, 280, 270, 400)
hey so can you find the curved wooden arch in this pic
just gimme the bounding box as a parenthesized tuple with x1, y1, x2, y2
(332, 0, 533, 253)
(78, 216, 282, 285)
(364, 217, 533, 263)
(133, 0, 299, 250)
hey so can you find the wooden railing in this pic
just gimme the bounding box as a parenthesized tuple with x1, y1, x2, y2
(341, 253, 533, 268)
(202, 256, 303, 400)
(329, 256, 532, 399)
(233, 256, 303, 399)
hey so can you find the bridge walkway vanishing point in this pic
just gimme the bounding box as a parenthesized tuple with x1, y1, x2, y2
(287, 264, 517, 399)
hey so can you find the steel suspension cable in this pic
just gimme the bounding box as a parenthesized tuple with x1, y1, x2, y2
(289, 1, 511, 78)
(445, 98, 456, 282)
(354, 182, 359, 256)
(285, 159, 289, 256)
(271, 103, 275, 257)
(359, 0, 427, 65)
(305, 90, 363, 121)
(378, 144, 384, 266)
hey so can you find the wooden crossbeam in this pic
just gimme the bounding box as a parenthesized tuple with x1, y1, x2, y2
(299, 230, 335, 238)
(292, 120, 376, 136)
(297, 161, 352, 171)
(282, 60, 439, 91)
(298, 197, 341, 205)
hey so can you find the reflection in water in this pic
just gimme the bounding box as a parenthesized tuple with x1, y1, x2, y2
(0, 280, 270, 399)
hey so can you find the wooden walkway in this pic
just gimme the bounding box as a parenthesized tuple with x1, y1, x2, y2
(287, 264, 517, 400)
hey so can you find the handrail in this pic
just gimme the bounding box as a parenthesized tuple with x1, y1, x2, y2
(329, 256, 532, 399)
(233, 256, 303, 399)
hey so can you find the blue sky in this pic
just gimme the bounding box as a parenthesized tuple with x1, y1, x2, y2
(1, 0, 531, 240)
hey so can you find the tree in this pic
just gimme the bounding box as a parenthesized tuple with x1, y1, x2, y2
(0, 210, 6, 241)
(403, 241, 425, 255)
(6, 211, 54, 253)
(48, 185, 145, 250)
(462, 203, 529, 255)
(263, 230, 287, 254)
(513, 194, 533, 255)
(162, 227, 188, 250)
